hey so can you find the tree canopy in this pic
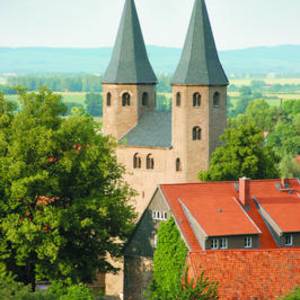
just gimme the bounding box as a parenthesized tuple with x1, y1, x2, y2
(0, 90, 135, 290)
(199, 119, 279, 181)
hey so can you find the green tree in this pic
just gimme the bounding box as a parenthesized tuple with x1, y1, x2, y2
(279, 154, 300, 179)
(0, 90, 135, 290)
(199, 120, 279, 181)
(267, 115, 300, 157)
(282, 287, 300, 300)
(244, 99, 279, 131)
(85, 93, 102, 117)
(147, 218, 218, 300)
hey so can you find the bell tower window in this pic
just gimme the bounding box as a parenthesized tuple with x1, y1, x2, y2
(106, 92, 112, 106)
(193, 92, 201, 107)
(142, 92, 149, 106)
(122, 92, 131, 107)
(213, 92, 220, 107)
(176, 92, 181, 107)
(146, 154, 154, 170)
(192, 127, 202, 140)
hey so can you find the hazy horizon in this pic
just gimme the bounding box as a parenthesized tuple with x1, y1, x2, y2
(1, 0, 300, 50)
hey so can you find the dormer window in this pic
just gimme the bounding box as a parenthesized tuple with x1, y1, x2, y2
(220, 238, 228, 249)
(193, 92, 201, 107)
(211, 238, 219, 249)
(244, 236, 253, 248)
(284, 234, 293, 246)
(122, 92, 131, 106)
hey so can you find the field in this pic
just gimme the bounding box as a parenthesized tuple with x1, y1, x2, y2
(230, 77, 300, 86)
(4, 78, 300, 113)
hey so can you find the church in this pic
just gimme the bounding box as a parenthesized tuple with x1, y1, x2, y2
(102, 0, 228, 215)
(101, 0, 228, 298)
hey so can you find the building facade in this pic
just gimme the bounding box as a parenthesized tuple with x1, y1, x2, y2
(102, 0, 228, 215)
(102, 0, 228, 297)
(125, 178, 300, 300)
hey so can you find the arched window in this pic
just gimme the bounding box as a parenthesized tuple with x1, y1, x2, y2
(176, 92, 181, 107)
(213, 92, 220, 107)
(142, 92, 148, 106)
(106, 92, 112, 106)
(133, 153, 141, 169)
(193, 92, 201, 107)
(192, 127, 202, 140)
(176, 158, 182, 172)
(122, 92, 131, 107)
(146, 154, 155, 170)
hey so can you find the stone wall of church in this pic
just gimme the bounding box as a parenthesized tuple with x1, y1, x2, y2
(116, 146, 187, 215)
(172, 85, 227, 181)
(102, 84, 156, 140)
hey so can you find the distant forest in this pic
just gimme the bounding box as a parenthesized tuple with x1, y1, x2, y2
(0, 74, 172, 94)
(1, 45, 300, 75)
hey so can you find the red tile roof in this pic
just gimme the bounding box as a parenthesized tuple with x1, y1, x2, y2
(250, 179, 300, 233)
(161, 183, 260, 238)
(188, 249, 300, 300)
(159, 179, 300, 250)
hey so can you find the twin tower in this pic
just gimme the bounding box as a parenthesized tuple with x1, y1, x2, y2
(102, 0, 228, 213)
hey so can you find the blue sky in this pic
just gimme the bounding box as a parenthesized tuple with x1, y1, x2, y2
(1, 0, 300, 50)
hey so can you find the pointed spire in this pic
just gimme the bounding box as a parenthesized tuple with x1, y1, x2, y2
(172, 0, 228, 86)
(103, 0, 157, 84)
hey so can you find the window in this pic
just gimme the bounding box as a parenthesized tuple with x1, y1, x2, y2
(152, 210, 168, 221)
(192, 126, 202, 140)
(146, 154, 154, 170)
(213, 92, 220, 107)
(133, 153, 141, 169)
(176, 158, 182, 172)
(211, 239, 219, 250)
(176, 92, 181, 107)
(285, 234, 293, 246)
(106, 92, 112, 106)
(142, 92, 148, 106)
(193, 93, 201, 107)
(244, 236, 253, 248)
(220, 238, 228, 249)
(122, 92, 131, 106)
(152, 211, 157, 219)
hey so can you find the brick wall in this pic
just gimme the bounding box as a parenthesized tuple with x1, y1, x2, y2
(188, 249, 300, 300)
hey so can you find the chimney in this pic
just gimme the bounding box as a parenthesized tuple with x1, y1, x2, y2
(239, 177, 250, 206)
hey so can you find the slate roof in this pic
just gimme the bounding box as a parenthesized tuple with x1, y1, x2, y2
(121, 112, 171, 148)
(172, 0, 228, 86)
(103, 0, 157, 84)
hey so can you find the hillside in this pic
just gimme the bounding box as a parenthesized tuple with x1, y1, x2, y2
(1, 45, 300, 76)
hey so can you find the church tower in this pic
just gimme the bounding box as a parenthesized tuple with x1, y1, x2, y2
(102, 0, 157, 140)
(171, 0, 228, 180)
